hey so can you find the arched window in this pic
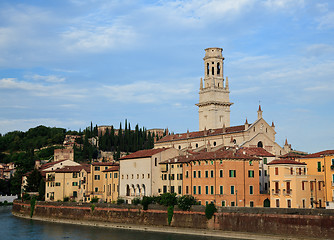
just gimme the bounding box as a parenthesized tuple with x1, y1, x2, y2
(212, 66, 214, 75)
(126, 185, 130, 196)
(178, 145, 181, 150)
(217, 62, 220, 75)
(207, 63, 209, 75)
(142, 184, 146, 196)
(257, 141, 263, 148)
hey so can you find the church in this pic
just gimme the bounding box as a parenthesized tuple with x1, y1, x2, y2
(155, 47, 291, 156)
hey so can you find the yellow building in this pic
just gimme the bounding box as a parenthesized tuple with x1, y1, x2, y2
(45, 165, 90, 201)
(299, 150, 334, 208)
(102, 165, 119, 203)
(87, 162, 119, 202)
(268, 159, 324, 208)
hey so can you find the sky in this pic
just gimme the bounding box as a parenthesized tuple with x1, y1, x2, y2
(0, 0, 333, 153)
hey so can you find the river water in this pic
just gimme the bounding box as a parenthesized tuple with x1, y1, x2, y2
(1, 206, 244, 240)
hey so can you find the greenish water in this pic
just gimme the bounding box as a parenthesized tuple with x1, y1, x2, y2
(2, 207, 244, 240)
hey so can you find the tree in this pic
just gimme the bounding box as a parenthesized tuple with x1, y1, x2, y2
(25, 169, 42, 193)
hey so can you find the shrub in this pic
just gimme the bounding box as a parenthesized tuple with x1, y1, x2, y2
(177, 195, 197, 211)
(117, 198, 125, 205)
(159, 193, 177, 207)
(167, 205, 174, 226)
(22, 193, 31, 201)
(30, 196, 36, 218)
(63, 197, 69, 202)
(91, 204, 95, 212)
(132, 198, 141, 205)
(141, 196, 153, 210)
(205, 203, 217, 220)
(90, 197, 99, 203)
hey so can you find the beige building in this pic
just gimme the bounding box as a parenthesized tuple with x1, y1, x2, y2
(155, 48, 290, 157)
(45, 164, 90, 201)
(119, 148, 179, 203)
(268, 159, 325, 208)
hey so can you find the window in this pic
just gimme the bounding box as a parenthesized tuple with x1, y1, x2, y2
(207, 63, 209, 75)
(171, 186, 175, 193)
(193, 186, 196, 195)
(249, 160, 253, 166)
(249, 186, 253, 195)
(179, 174, 183, 180)
(186, 171, 189, 178)
(105, 174, 107, 179)
(163, 185, 167, 193)
(217, 62, 220, 75)
(178, 145, 181, 150)
(276, 199, 280, 208)
(55, 182, 60, 186)
(198, 171, 201, 178)
(219, 185, 223, 195)
(264, 170, 268, 176)
(222, 201, 226, 207)
(178, 186, 182, 194)
(210, 186, 214, 194)
(290, 167, 294, 175)
(230, 186, 235, 195)
(229, 170, 236, 177)
(275, 167, 278, 175)
(198, 186, 201, 195)
(73, 172, 78, 178)
(302, 181, 305, 190)
(73, 191, 77, 198)
(94, 175, 100, 180)
(287, 199, 291, 208)
(231, 201, 235, 206)
(210, 170, 214, 178)
(220, 170, 223, 178)
(148, 174, 150, 178)
(195, 143, 198, 148)
(95, 187, 98, 192)
(193, 171, 197, 178)
(263, 158, 267, 164)
(213, 141, 216, 146)
(205, 186, 209, 195)
(317, 161, 321, 172)
(250, 201, 254, 207)
(186, 186, 189, 194)
(319, 181, 322, 191)
(205, 170, 209, 178)
(248, 170, 254, 178)
(155, 158, 157, 166)
(94, 166, 100, 171)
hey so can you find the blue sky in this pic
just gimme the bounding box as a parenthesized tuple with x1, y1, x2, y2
(0, 0, 333, 153)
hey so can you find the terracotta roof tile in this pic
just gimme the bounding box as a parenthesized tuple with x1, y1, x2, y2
(160, 149, 259, 164)
(119, 148, 170, 160)
(268, 159, 306, 165)
(53, 165, 86, 173)
(303, 150, 334, 158)
(91, 162, 119, 166)
(102, 166, 119, 172)
(156, 125, 246, 143)
(237, 147, 275, 157)
(40, 160, 66, 170)
(279, 152, 306, 159)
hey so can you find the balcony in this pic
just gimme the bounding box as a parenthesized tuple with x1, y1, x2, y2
(272, 189, 280, 195)
(283, 189, 292, 196)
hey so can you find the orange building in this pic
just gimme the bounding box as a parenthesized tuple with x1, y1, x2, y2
(179, 149, 266, 207)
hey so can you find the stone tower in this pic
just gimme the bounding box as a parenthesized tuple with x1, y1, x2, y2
(196, 48, 233, 131)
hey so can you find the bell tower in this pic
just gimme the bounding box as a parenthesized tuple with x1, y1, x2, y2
(196, 48, 233, 131)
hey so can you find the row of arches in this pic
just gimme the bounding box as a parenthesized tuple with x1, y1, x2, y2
(126, 184, 146, 197)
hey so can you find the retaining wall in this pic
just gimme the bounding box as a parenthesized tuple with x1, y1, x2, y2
(12, 201, 334, 239)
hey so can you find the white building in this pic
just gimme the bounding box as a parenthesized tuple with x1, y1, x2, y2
(118, 148, 179, 203)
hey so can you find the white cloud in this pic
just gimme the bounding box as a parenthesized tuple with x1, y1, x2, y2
(317, 11, 334, 29)
(263, 0, 305, 9)
(30, 74, 66, 83)
(100, 80, 195, 104)
(0, 78, 86, 99)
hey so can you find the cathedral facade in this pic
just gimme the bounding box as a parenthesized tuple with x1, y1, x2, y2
(155, 48, 290, 156)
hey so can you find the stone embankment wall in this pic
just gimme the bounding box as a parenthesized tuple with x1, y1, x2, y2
(0, 195, 17, 203)
(12, 201, 334, 239)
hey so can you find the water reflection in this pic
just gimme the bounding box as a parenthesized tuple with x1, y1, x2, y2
(2, 207, 239, 240)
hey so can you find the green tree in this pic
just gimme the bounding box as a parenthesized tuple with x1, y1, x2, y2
(25, 169, 42, 192)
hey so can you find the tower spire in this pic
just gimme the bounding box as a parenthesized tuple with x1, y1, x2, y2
(257, 104, 263, 119)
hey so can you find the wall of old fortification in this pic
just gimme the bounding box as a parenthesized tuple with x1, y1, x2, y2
(12, 201, 334, 239)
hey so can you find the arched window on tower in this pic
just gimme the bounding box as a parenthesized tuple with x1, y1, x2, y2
(257, 141, 263, 148)
(212, 66, 214, 75)
(217, 62, 220, 75)
(207, 63, 209, 75)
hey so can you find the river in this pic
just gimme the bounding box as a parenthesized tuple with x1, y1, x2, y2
(2, 206, 245, 240)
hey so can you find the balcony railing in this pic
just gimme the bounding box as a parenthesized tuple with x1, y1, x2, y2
(272, 189, 280, 195)
(283, 189, 292, 196)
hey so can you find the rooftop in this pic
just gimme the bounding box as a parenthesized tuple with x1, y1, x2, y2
(119, 148, 169, 160)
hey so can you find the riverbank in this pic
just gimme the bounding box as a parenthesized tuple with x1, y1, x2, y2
(12, 201, 334, 239)
(12, 211, 312, 240)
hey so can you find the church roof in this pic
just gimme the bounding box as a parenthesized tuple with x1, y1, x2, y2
(238, 147, 275, 157)
(157, 125, 246, 143)
(160, 149, 259, 164)
(119, 148, 170, 160)
(302, 150, 334, 158)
